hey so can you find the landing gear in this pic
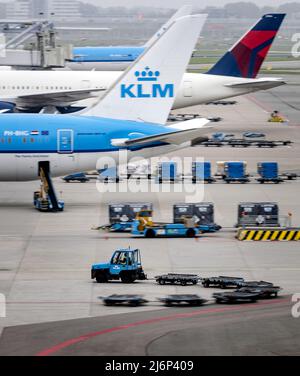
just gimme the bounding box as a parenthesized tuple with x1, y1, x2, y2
(34, 162, 64, 212)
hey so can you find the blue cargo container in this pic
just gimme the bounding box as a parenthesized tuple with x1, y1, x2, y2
(192, 162, 215, 183)
(257, 162, 283, 183)
(224, 162, 250, 183)
(158, 162, 178, 183)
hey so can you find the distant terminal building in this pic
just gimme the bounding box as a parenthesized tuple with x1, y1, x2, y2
(5, 0, 81, 20)
(48, 0, 81, 20)
(6, 0, 31, 19)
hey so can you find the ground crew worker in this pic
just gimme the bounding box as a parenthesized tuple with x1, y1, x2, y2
(256, 215, 266, 227)
(286, 212, 293, 228)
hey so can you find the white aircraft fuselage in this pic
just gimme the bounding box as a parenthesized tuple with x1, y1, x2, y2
(0, 70, 285, 110)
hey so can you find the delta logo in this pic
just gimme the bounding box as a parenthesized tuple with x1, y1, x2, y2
(121, 67, 174, 99)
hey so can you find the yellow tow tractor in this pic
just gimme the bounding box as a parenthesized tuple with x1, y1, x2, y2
(268, 111, 285, 123)
(133, 209, 220, 238)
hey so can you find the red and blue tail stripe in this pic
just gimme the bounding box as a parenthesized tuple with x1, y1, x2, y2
(207, 14, 286, 78)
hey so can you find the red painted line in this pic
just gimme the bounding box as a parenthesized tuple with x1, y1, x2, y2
(36, 298, 290, 357)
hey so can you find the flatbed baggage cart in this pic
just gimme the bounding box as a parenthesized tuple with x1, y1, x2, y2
(213, 291, 259, 304)
(102, 295, 148, 307)
(155, 274, 200, 286)
(159, 295, 208, 307)
(237, 287, 281, 299)
(202, 276, 244, 289)
(237, 280, 274, 288)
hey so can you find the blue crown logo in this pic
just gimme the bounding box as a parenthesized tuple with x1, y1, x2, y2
(135, 67, 160, 82)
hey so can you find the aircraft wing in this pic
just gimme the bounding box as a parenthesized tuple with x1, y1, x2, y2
(225, 78, 286, 90)
(112, 118, 212, 147)
(4, 88, 106, 108)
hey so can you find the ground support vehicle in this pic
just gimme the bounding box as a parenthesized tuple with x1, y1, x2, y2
(159, 295, 208, 307)
(155, 274, 200, 286)
(34, 162, 64, 212)
(213, 291, 259, 304)
(63, 173, 89, 183)
(202, 276, 245, 289)
(102, 295, 148, 307)
(237, 287, 280, 299)
(91, 248, 147, 284)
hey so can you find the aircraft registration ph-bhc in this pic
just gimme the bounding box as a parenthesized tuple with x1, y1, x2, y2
(0, 15, 211, 184)
(0, 13, 286, 113)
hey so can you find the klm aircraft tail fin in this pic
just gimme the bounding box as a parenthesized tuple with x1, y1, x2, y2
(80, 14, 207, 124)
(144, 5, 193, 48)
(207, 14, 286, 79)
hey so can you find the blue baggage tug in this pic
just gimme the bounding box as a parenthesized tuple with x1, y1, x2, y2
(91, 248, 147, 284)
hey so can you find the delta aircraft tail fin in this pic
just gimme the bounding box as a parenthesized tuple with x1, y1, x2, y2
(207, 14, 286, 79)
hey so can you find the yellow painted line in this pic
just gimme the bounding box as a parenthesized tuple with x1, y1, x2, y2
(262, 231, 272, 241)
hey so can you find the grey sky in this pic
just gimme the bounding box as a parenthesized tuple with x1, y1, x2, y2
(84, 0, 300, 9)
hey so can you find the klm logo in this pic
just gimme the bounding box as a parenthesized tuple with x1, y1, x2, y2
(121, 67, 174, 99)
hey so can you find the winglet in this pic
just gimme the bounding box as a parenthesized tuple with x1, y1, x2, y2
(80, 14, 207, 125)
(207, 14, 286, 78)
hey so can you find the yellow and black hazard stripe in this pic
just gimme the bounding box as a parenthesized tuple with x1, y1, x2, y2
(237, 229, 300, 241)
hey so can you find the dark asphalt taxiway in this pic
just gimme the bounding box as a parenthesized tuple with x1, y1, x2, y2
(0, 297, 298, 356)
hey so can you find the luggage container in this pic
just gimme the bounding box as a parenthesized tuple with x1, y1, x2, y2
(224, 162, 250, 183)
(192, 162, 215, 183)
(173, 203, 221, 232)
(157, 162, 178, 183)
(257, 162, 283, 183)
(237, 202, 280, 227)
(216, 161, 247, 177)
(109, 203, 153, 225)
(174, 203, 213, 225)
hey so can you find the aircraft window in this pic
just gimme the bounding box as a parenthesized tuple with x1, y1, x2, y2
(22, 86, 25, 90)
(17, 86, 20, 89)
(30, 138, 34, 143)
(46, 87, 49, 90)
(12, 87, 15, 90)
(23, 138, 26, 143)
(8, 138, 12, 144)
(51, 87, 54, 90)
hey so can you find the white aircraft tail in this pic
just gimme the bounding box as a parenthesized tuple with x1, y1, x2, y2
(80, 14, 207, 124)
(144, 5, 193, 48)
